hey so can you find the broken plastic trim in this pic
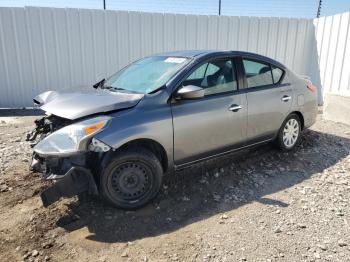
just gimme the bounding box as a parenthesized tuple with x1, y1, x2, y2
(88, 138, 111, 152)
(40, 166, 98, 207)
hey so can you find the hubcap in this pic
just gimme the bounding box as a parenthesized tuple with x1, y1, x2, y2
(110, 162, 151, 200)
(282, 118, 299, 148)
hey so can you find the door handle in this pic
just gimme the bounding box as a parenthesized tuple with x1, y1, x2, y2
(281, 95, 291, 102)
(228, 104, 243, 112)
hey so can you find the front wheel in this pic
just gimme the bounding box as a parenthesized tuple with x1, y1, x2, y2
(276, 114, 302, 151)
(100, 148, 163, 209)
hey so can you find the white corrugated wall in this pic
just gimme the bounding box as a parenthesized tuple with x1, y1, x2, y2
(314, 12, 350, 99)
(0, 6, 340, 107)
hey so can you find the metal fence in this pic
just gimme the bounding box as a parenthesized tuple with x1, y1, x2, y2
(0, 6, 327, 107)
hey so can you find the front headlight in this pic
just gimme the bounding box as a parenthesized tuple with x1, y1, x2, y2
(34, 116, 111, 156)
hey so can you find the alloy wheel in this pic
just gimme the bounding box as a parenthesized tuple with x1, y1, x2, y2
(282, 118, 299, 148)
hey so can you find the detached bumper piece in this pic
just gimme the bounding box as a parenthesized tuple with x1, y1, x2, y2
(41, 166, 98, 207)
(32, 154, 98, 207)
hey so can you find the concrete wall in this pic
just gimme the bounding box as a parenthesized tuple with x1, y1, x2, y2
(323, 94, 350, 125)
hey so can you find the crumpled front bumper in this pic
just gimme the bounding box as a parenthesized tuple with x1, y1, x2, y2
(32, 153, 98, 207)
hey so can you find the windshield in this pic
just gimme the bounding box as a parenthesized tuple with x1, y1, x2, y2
(104, 56, 189, 94)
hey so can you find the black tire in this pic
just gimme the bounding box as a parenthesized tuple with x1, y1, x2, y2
(276, 113, 302, 151)
(100, 148, 163, 209)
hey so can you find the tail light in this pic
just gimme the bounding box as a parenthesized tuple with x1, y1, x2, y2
(307, 84, 317, 93)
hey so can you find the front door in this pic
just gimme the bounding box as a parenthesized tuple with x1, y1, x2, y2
(171, 57, 247, 167)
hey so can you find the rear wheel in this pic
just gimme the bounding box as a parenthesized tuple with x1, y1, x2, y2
(100, 148, 163, 209)
(276, 114, 302, 151)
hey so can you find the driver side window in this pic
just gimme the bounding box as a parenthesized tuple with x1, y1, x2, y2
(183, 59, 237, 96)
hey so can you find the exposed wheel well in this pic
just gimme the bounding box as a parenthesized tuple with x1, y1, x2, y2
(118, 139, 168, 172)
(290, 111, 304, 130)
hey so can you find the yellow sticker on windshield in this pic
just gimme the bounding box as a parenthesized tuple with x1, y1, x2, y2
(164, 57, 186, 63)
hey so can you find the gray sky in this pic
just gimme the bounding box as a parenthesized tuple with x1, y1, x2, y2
(0, 0, 349, 18)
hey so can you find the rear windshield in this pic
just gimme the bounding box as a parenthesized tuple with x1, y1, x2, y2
(104, 56, 189, 94)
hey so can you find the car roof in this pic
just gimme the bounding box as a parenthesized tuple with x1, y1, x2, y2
(159, 50, 212, 57)
(157, 50, 286, 69)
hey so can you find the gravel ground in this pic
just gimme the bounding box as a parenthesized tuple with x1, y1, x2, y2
(0, 111, 349, 262)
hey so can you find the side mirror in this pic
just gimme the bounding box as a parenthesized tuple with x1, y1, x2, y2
(176, 85, 204, 100)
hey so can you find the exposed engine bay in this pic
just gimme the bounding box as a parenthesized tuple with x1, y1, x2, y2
(26, 114, 72, 148)
(26, 115, 72, 172)
(26, 114, 105, 207)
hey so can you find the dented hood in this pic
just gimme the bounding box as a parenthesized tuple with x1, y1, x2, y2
(34, 86, 144, 120)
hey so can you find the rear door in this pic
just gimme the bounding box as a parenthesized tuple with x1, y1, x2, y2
(240, 57, 292, 143)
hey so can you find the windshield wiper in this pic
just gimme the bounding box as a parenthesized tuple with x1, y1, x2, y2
(93, 78, 105, 89)
(103, 85, 144, 94)
(103, 86, 126, 91)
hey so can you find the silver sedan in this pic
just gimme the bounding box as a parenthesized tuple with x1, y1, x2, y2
(27, 50, 318, 209)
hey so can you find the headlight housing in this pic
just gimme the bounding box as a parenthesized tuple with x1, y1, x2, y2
(34, 116, 111, 156)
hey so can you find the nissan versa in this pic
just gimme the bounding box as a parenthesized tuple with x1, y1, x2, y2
(26, 50, 318, 209)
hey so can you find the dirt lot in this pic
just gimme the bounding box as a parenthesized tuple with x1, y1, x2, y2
(0, 110, 349, 262)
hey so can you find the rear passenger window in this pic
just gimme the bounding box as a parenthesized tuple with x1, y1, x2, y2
(242, 59, 273, 88)
(271, 65, 284, 83)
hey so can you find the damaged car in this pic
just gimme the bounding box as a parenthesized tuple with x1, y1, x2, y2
(27, 50, 318, 209)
